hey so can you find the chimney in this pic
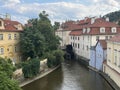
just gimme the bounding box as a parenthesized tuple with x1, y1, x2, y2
(91, 17, 95, 24)
(5, 13, 11, 20)
(106, 17, 109, 22)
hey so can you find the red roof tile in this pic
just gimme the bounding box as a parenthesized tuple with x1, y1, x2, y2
(108, 33, 120, 43)
(0, 19, 23, 31)
(99, 40, 107, 49)
(69, 30, 82, 36)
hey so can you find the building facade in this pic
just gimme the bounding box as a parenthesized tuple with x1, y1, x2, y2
(103, 34, 120, 88)
(0, 18, 23, 64)
(90, 40, 107, 71)
(55, 21, 81, 48)
(69, 17, 120, 61)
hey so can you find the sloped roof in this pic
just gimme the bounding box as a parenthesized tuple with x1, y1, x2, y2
(99, 40, 107, 49)
(108, 33, 120, 43)
(69, 30, 82, 36)
(0, 19, 23, 32)
(85, 18, 119, 28)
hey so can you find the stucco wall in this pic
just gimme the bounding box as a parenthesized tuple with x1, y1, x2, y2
(104, 64, 120, 88)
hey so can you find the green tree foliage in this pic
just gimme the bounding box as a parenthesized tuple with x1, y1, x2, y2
(22, 58, 40, 78)
(0, 57, 14, 78)
(0, 57, 21, 90)
(53, 22, 60, 31)
(20, 27, 45, 59)
(46, 50, 64, 68)
(20, 11, 60, 60)
(103, 10, 120, 24)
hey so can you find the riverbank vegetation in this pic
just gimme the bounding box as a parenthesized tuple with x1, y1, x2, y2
(0, 57, 21, 90)
(20, 11, 64, 78)
(46, 50, 64, 68)
(22, 58, 40, 78)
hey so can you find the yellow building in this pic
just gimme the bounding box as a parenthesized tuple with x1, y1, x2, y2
(103, 34, 120, 88)
(0, 17, 23, 64)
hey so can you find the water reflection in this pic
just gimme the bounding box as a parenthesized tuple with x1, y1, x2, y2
(22, 60, 113, 90)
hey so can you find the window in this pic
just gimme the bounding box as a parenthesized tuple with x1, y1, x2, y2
(105, 36, 108, 40)
(111, 27, 116, 33)
(0, 21, 2, 26)
(118, 51, 120, 67)
(83, 28, 86, 33)
(78, 37, 79, 40)
(100, 27, 105, 33)
(109, 36, 112, 39)
(8, 34, 12, 40)
(87, 28, 90, 33)
(86, 46, 88, 51)
(75, 43, 77, 48)
(96, 36, 99, 41)
(0, 34, 3, 40)
(78, 44, 79, 48)
(14, 34, 17, 40)
(108, 48, 111, 62)
(114, 49, 117, 65)
(14, 46, 18, 52)
(0, 47, 4, 54)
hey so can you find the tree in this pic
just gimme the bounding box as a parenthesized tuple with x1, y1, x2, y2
(0, 57, 14, 78)
(22, 58, 40, 78)
(46, 50, 64, 67)
(0, 57, 21, 90)
(20, 11, 60, 60)
(20, 27, 45, 60)
(53, 22, 60, 31)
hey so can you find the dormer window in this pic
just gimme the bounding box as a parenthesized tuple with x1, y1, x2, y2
(100, 27, 105, 33)
(87, 28, 90, 33)
(83, 28, 86, 33)
(111, 27, 116, 33)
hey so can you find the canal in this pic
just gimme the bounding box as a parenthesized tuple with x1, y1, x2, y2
(22, 60, 113, 90)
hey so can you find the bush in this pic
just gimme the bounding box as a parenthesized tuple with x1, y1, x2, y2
(46, 50, 64, 68)
(22, 58, 40, 78)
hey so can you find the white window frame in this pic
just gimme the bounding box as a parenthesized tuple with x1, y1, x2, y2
(111, 27, 116, 33)
(8, 34, 12, 40)
(0, 34, 3, 40)
(100, 27, 105, 33)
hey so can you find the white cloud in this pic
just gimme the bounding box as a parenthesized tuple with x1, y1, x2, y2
(1, 0, 21, 7)
(12, 15, 29, 24)
(107, 0, 119, 6)
(0, 1, 120, 24)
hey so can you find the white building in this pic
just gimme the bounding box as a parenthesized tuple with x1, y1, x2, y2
(103, 34, 120, 88)
(70, 17, 120, 60)
(55, 21, 81, 48)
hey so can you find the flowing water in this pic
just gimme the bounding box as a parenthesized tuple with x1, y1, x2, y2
(22, 60, 113, 90)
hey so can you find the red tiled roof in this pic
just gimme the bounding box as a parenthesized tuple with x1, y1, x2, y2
(69, 30, 82, 36)
(99, 40, 107, 49)
(61, 17, 120, 35)
(78, 17, 91, 25)
(0, 19, 23, 32)
(86, 18, 119, 28)
(108, 33, 120, 43)
(85, 27, 120, 35)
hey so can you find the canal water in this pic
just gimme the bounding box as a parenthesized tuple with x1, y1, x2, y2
(22, 60, 113, 90)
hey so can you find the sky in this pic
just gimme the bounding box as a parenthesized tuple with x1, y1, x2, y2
(0, 0, 120, 24)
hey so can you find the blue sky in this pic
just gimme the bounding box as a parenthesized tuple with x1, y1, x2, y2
(0, 0, 120, 24)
